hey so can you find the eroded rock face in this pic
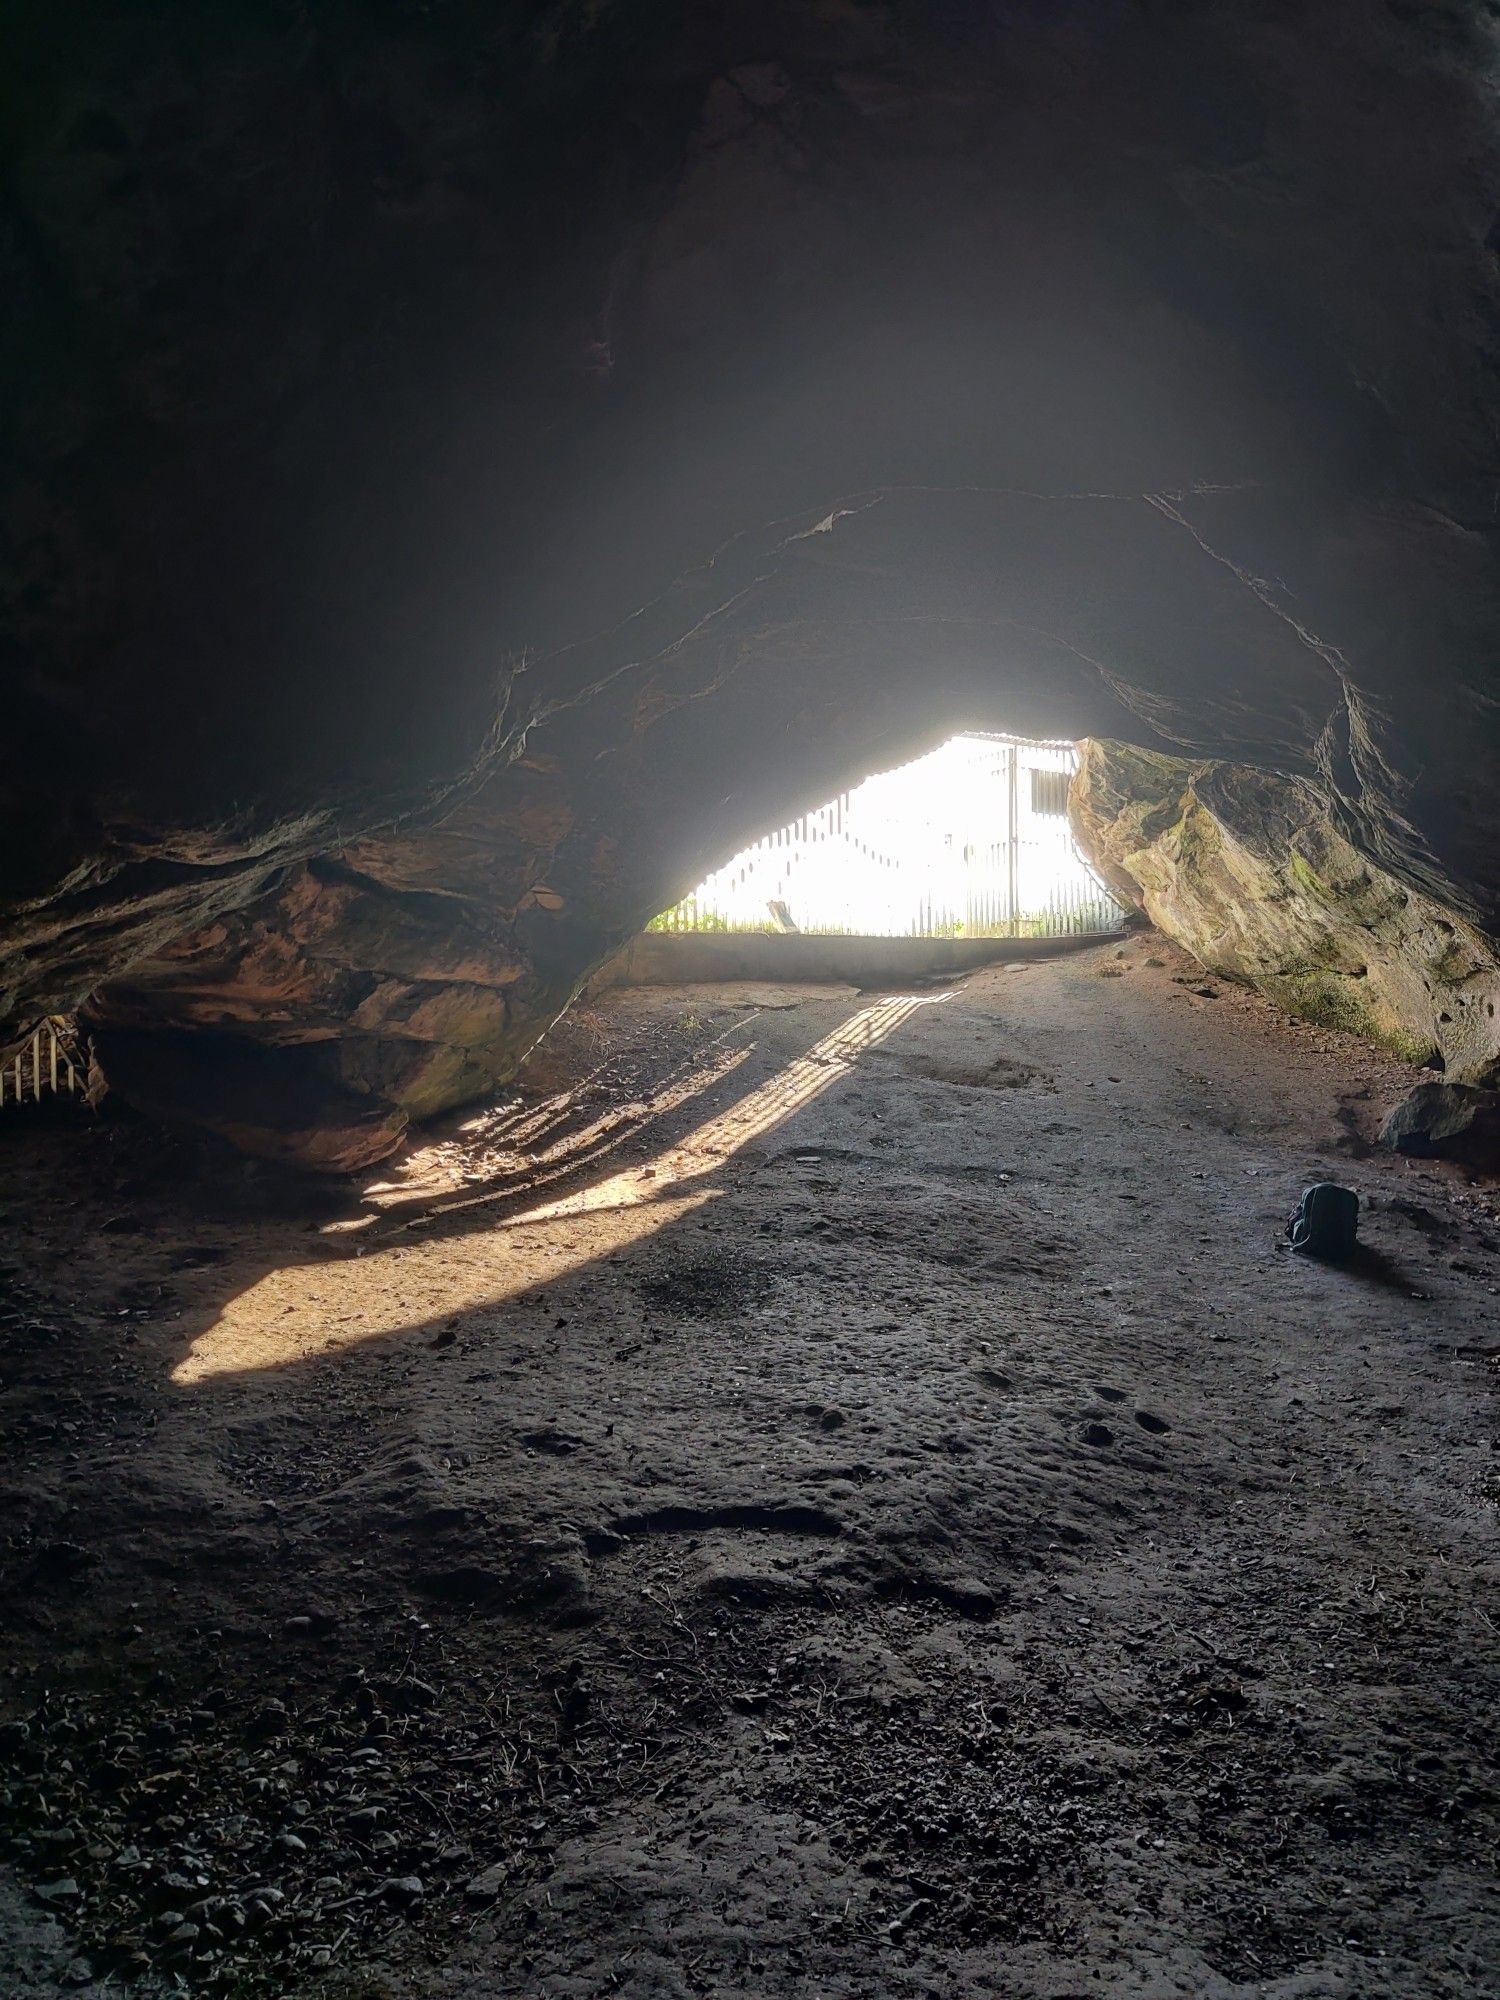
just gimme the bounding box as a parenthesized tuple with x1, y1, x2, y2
(1379, 1080, 1500, 1156)
(6, 1, 1500, 1159)
(1071, 739, 1500, 1082)
(81, 762, 586, 1170)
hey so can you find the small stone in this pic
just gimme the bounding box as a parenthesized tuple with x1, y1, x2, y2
(377, 1674, 437, 1714)
(379, 1874, 425, 1907)
(34, 1877, 81, 1904)
(145, 1873, 193, 1915)
(943, 1577, 996, 1618)
(888, 1895, 933, 1937)
(246, 1702, 289, 1742)
(464, 1862, 508, 1903)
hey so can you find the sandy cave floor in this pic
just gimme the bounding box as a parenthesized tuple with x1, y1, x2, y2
(1, 933, 1498, 1999)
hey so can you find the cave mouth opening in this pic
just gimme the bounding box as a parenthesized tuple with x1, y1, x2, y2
(653, 734, 1125, 943)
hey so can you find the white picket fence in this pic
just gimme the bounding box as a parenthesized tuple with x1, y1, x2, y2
(0, 1018, 88, 1108)
(656, 735, 1124, 938)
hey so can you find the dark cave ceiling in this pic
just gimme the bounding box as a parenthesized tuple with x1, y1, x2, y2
(4, 0, 1500, 1160)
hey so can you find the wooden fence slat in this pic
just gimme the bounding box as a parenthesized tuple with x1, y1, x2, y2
(0, 1017, 88, 1114)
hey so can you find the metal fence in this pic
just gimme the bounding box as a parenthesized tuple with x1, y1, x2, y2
(654, 735, 1124, 938)
(0, 1018, 89, 1109)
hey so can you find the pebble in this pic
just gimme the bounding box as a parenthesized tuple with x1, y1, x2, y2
(34, 1877, 81, 1903)
(247, 1702, 289, 1741)
(464, 1861, 509, 1903)
(379, 1874, 425, 1907)
(888, 1895, 933, 1938)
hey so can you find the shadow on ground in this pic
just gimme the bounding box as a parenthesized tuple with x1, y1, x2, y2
(3, 943, 1499, 1998)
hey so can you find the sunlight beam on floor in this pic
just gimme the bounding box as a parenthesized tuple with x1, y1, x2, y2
(172, 993, 949, 1384)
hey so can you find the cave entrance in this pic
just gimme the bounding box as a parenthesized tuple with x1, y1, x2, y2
(654, 735, 1124, 940)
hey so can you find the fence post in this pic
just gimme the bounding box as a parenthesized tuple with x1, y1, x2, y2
(1006, 744, 1020, 937)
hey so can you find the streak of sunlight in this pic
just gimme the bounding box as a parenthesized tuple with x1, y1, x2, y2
(350, 1023, 762, 1224)
(173, 992, 949, 1384)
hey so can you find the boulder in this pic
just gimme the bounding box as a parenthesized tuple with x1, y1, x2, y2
(1379, 1082, 1500, 1157)
(1070, 742, 1500, 1083)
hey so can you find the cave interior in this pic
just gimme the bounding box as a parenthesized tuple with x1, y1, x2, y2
(3, 3, 1500, 1995)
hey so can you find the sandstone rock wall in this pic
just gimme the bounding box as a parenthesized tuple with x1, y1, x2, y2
(1071, 740, 1500, 1083)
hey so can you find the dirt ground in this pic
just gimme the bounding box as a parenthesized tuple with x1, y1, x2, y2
(2, 933, 1498, 2000)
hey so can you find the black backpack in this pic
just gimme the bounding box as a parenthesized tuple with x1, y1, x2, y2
(1288, 1182, 1359, 1262)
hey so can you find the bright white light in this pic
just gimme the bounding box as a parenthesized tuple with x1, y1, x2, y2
(662, 734, 1120, 938)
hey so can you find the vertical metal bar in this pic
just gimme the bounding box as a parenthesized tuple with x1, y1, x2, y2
(1006, 744, 1019, 937)
(31, 1030, 41, 1102)
(49, 1027, 58, 1094)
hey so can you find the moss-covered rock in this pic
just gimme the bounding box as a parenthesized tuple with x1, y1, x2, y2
(1071, 740, 1500, 1084)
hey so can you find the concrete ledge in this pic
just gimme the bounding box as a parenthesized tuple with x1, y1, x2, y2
(589, 929, 1120, 992)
